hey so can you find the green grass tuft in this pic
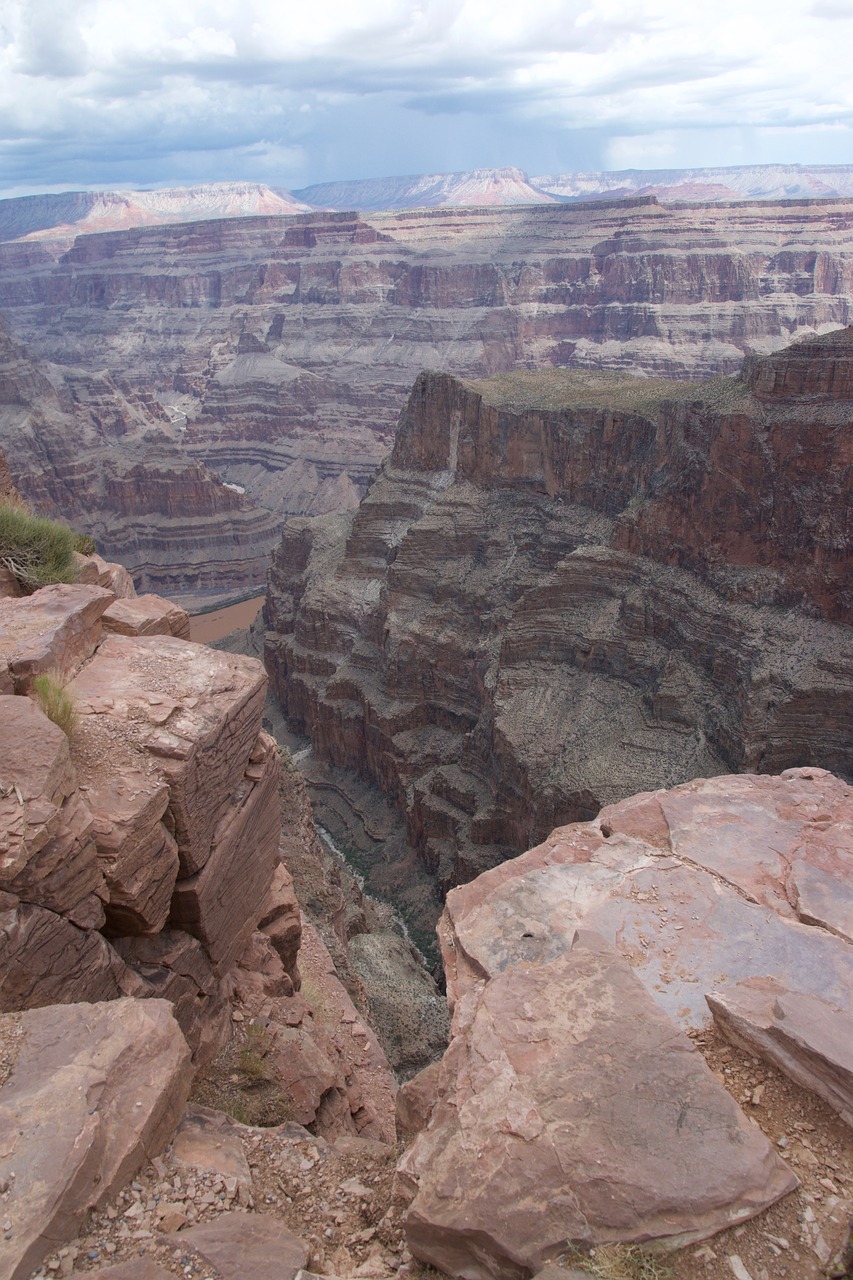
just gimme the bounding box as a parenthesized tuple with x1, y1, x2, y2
(32, 669, 78, 738)
(0, 500, 79, 592)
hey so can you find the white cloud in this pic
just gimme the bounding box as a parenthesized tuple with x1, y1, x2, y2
(0, 0, 851, 193)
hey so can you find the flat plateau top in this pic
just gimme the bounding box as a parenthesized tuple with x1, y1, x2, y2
(464, 367, 752, 414)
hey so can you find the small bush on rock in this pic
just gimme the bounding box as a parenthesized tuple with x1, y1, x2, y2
(0, 500, 79, 592)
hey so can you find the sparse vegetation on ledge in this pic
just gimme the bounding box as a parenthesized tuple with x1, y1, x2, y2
(33, 668, 78, 737)
(465, 367, 753, 415)
(0, 497, 84, 592)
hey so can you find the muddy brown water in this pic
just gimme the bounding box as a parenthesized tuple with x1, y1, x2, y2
(189, 595, 265, 643)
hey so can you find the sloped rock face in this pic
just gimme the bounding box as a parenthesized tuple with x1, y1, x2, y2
(398, 768, 852, 1277)
(2, 198, 853, 581)
(0, 997, 193, 1280)
(265, 336, 852, 896)
(0, 318, 282, 607)
(0, 566, 281, 1060)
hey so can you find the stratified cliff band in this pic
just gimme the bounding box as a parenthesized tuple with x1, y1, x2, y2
(265, 330, 852, 894)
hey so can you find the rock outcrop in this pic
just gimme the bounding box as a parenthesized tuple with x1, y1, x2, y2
(0, 568, 280, 1057)
(0, 318, 283, 607)
(265, 333, 852, 899)
(0, 998, 193, 1280)
(0, 551, 402, 1272)
(2, 196, 853, 595)
(397, 767, 853, 1278)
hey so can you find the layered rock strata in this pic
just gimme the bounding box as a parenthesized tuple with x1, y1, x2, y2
(0, 565, 280, 1058)
(1, 197, 853, 575)
(397, 767, 853, 1278)
(0, 551, 400, 1149)
(265, 332, 853, 895)
(0, 320, 282, 606)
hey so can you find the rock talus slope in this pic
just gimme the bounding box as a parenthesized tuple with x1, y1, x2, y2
(265, 330, 852, 896)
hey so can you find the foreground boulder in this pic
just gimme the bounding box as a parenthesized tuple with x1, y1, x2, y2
(399, 768, 853, 1279)
(0, 998, 193, 1280)
(399, 931, 795, 1279)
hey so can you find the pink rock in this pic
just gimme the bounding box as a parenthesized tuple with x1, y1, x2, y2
(0, 902, 136, 1012)
(0, 696, 106, 927)
(68, 633, 268, 875)
(0, 998, 192, 1280)
(85, 1259, 172, 1280)
(114, 930, 230, 1064)
(77, 1263, 173, 1280)
(401, 932, 796, 1280)
(171, 1105, 252, 1188)
(166, 1211, 307, 1280)
(75, 766, 178, 936)
(0, 584, 114, 691)
(90, 554, 137, 599)
(707, 976, 853, 1127)
(395, 1059, 442, 1141)
(169, 732, 280, 972)
(102, 593, 190, 640)
(257, 861, 302, 984)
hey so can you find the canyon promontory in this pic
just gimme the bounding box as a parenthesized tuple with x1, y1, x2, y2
(2, 196, 853, 601)
(265, 328, 852, 899)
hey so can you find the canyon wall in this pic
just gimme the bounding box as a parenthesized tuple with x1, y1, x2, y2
(264, 331, 852, 895)
(0, 318, 282, 606)
(0, 199, 852, 592)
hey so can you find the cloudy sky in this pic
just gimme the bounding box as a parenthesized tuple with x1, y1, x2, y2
(1, 0, 852, 196)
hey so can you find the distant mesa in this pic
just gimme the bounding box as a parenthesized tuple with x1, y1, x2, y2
(5, 163, 853, 243)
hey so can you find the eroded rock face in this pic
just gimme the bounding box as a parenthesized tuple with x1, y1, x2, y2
(401, 931, 795, 1278)
(2, 199, 853, 606)
(266, 336, 852, 898)
(0, 317, 282, 607)
(0, 569, 281, 1060)
(399, 768, 852, 1277)
(0, 998, 193, 1280)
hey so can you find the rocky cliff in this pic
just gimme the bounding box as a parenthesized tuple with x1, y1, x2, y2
(265, 331, 852, 900)
(0, 318, 283, 606)
(1, 197, 853, 562)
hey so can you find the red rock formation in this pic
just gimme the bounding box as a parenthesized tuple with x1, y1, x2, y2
(0, 568, 280, 1060)
(265, 335, 852, 896)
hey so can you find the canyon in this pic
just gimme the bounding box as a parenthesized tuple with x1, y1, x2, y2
(1, 195, 853, 602)
(264, 329, 853, 908)
(1, 543, 851, 1279)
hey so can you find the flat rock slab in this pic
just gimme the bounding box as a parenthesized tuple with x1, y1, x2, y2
(442, 771, 853, 1033)
(102, 594, 190, 641)
(0, 998, 192, 1280)
(0, 583, 114, 691)
(401, 931, 795, 1280)
(167, 1210, 307, 1280)
(707, 977, 853, 1127)
(172, 1105, 252, 1188)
